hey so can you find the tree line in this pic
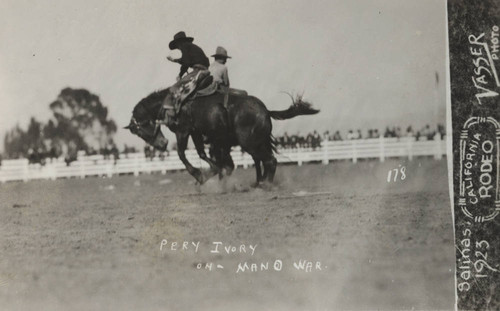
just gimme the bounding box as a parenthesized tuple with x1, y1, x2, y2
(3, 88, 117, 161)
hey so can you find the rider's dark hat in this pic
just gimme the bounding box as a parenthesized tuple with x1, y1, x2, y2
(169, 31, 194, 50)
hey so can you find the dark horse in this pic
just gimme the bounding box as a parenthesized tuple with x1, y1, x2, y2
(125, 89, 319, 185)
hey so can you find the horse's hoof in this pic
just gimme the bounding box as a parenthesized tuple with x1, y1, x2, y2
(259, 182, 275, 191)
(193, 170, 205, 185)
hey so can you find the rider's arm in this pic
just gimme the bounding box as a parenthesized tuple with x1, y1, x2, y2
(167, 56, 181, 63)
(167, 57, 186, 79)
(176, 48, 193, 78)
(223, 67, 230, 87)
(179, 64, 189, 78)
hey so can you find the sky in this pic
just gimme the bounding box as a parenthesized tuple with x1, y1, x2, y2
(0, 0, 447, 150)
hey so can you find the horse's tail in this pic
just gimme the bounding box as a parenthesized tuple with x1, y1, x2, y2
(268, 101, 320, 120)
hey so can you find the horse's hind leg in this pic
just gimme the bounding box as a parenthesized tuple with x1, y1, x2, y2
(254, 141, 277, 184)
(209, 145, 225, 180)
(246, 141, 275, 186)
(251, 157, 263, 187)
(207, 144, 233, 180)
(263, 156, 277, 183)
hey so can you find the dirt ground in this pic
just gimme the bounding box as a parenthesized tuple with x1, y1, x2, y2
(0, 158, 455, 310)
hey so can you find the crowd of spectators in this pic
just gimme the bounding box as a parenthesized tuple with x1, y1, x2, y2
(275, 124, 446, 149)
(26, 147, 59, 165)
(86, 144, 121, 161)
(4, 142, 139, 166)
(276, 131, 323, 150)
(143, 145, 169, 161)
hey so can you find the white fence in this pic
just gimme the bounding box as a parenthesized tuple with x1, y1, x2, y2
(0, 137, 446, 183)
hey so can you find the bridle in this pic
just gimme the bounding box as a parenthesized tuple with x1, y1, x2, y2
(128, 101, 166, 143)
(129, 116, 154, 131)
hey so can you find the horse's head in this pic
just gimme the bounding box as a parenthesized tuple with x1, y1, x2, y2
(125, 90, 169, 151)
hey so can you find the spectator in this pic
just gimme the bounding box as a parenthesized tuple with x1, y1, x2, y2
(323, 131, 330, 142)
(333, 131, 342, 141)
(283, 132, 290, 149)
(312, 130, 321, 149)
(290, 135, 298, 149)
(356, 129, 363, 140)
(144, 145, 151, 160)
(111, 143, 119, 164)
(367, 129, 373, 139)
(159, 151, 166, 161)
(87, 146, 98, 156)
(421, 124, 435, 140)
(437, 124, 446, 139)
(421, 124, 430, 138)
(406, 126, 414, 137)
(297, 133, 306, 148)
(347, 130, 356, 140)
(395, 127, 402, 138)
(384, 127, 392, 138)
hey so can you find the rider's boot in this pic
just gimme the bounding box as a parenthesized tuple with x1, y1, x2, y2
(161, 93, 178, 128)
(163, 110, 178, 128)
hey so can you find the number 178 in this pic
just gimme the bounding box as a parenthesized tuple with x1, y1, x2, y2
(387, 165, 406, 182)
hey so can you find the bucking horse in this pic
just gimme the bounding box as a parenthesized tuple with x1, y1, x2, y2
(125, 72, 319, 185)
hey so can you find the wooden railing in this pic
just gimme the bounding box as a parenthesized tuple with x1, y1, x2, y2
(0, 137, 446, 183)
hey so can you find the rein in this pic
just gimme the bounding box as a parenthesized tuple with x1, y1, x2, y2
(133, 100, 166, 140)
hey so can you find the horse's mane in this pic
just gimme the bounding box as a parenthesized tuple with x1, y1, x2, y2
(133, 88, 169, 117)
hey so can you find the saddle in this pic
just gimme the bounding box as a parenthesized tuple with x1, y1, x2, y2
(162, 70, 248, 123)
(162, 69, 210, 117)
(193, 79, 248, 108)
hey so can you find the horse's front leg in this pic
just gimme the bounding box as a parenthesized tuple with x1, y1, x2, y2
(191, 133, 221, 179)
(176, 131, 205, 184)
(210, 144, 233, 180)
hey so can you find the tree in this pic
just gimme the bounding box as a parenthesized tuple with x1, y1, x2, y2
(25, 117, 45, 150)
(2, 87, 117, 159)
(4, 124, 26, 158)
(47, 88, 117, 152)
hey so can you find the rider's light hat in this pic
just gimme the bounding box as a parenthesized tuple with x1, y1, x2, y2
(211, 46, 231, 59)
